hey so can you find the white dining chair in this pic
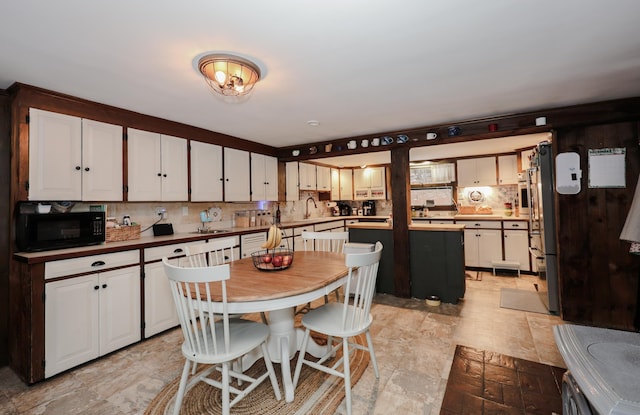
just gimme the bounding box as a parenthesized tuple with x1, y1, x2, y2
(298, 231, 349, 312)
(162, 257, 281, 415)
(184, 238, 268, 324)
(292, 241, 383, 415)
(184, 237, 236, 267)
(301, 231, 349, 253)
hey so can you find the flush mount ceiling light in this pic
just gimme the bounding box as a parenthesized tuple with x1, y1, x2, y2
(198, 53, 261, 97)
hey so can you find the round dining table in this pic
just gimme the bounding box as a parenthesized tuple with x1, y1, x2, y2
(209, 250, 350, 402)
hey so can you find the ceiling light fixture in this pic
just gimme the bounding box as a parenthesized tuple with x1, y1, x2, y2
(307, 120, 320, 127)
(198, 53, 261, 97)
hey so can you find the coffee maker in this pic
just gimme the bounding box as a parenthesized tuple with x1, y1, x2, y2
(337, 202, 352, 216)
(362, 200, 376, 216)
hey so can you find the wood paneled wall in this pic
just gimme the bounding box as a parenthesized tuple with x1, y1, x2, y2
(555, 122, 640, 330)
(0, 91, 10, 366)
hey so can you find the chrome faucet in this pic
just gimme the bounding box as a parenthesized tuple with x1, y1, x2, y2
(451, 197, 459, 213)
(305, 196, 317, 219)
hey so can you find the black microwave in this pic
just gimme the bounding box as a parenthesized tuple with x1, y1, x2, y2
(16, 211, 106, 252)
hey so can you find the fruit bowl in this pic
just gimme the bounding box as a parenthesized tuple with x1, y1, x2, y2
(251, 249, 294, 271)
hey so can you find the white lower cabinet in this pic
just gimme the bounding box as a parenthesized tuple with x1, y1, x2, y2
(293, 225, 314, 251)
(503, 230, 531, 272)
(463, 228, 502, 268)
(45, 266, 141, 378)
(144, 261, 179, 337)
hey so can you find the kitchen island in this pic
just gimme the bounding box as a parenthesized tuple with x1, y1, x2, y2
(347, 222, 466, 303)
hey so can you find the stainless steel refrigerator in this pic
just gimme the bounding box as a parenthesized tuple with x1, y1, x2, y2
(526, 141, 560, 314)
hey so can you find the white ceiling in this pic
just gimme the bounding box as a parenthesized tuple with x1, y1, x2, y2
(2, 1, 640, 155)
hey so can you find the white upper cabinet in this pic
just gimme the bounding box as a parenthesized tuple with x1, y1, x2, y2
(190, 141, 223, 201)
(498, 154, 519, 185)
(28, 109, 122, 201)
(299, 163, 317, 191)
(410, 163, 456, 185)
(353, 166, 386, 200)
(339, 168, 353, 200)
(457, 156, 497, 187)
(331, 168, 340, 200)
(251, 153, 278, 201)
(81, 119, 124, 201)
(223, 147, 250, 201)
(127, 129, 188, 201)
(285, 161, 299, 201)
(316, 165, 331, 192)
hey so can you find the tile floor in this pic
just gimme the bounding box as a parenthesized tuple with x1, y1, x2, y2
(0, 272, 566, 415)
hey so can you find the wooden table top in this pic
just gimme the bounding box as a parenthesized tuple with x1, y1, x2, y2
(220, 251, 349, 303)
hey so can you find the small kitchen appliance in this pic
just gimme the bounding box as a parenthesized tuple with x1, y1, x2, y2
(362, 200, 376, 216)
(337, 202, 352, 216)
(16, 210, 105, 252)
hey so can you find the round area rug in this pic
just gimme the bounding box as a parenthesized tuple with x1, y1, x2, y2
(145, 334, 369, 415)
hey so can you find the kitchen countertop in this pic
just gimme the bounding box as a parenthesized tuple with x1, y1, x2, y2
(348, 222, 465, 232)
(413, 214, 528, 221)
(13, 215, 389, 263)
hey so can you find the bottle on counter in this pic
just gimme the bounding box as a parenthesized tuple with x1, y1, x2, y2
(275, 204, 281, 225)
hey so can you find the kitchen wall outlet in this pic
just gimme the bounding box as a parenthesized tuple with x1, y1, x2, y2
(156, 207, 167, 219)
(182, 206, 189, 216)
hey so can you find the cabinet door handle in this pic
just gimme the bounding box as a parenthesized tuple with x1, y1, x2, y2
(94, 285, 100, 290)
(91, 260, 106, 267)
(75, 166, 81, 171)
(173, 248, 183, 254)
(512, 224, 519, 227)
(102, 284, 107, 289)
(163, 174, 167, 177)
(84, 167, 90, 172)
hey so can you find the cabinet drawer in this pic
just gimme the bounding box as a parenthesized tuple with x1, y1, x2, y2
(45, 250, 139, 280)
(430, 219, 455, 225)
(144, 241, 204, 263)
(280, 228, 294, 237)
(503, 221, 528, 229)
(456, 220, 502, 229)
(293, 225, 314, 236)
(210, 235, 240, 246)
(314, 220, 345, 231)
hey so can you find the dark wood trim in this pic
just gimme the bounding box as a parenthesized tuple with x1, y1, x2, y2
(8, 83, 278, 156)
(277, 97, 640, 162)
(0, 90, 11, 367)
(390, 147, 411, 297)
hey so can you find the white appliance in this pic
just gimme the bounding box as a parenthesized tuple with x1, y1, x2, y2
(554, 324, 640, 415)
(240, 232, 267, 258)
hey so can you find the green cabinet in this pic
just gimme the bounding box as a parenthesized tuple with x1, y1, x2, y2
(409, 230, 465, 304)
(348, 228, 395, 295)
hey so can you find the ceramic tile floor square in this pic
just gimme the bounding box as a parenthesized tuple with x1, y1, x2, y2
(0, 272, 566, 415)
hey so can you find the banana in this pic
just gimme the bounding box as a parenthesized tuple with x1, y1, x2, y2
(262, 225, 276, 249)
(261, 225, 282, 249)
(273, 226, 282, 247)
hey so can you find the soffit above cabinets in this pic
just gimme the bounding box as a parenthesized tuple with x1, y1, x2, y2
(312, 133, 550, 167)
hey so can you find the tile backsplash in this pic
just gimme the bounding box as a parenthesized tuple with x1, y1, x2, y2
(457, 185, 518, 214)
